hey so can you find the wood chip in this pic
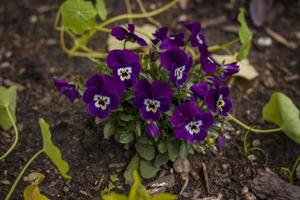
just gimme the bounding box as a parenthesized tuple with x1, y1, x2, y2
(265, 27, 298, 49)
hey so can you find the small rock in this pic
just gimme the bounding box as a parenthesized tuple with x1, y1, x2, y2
(5, 51, 12, 59)
(29, 15, 38, 24)
(257, 37, 272, 47)
(178, 14, 188, 22)
(252, 139, 261, 147)
(222, 164, 230, 171)
(63, 186, 70, 193)
(247, 154, 257, 161)
(262, 70, 276, 88)
(173, 157, 190, 174)
(179, 0, 188, 9)
(147, 174, 175, 189)
(0, 180, 10, 185)
(1, 61, 10, 69)
(46, 39, 57, 46)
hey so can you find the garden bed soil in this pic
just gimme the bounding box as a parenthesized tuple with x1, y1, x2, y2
(0, 0, 300, 199)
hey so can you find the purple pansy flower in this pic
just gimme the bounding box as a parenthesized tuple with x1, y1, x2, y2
(152, 27, 168, 45)
(160, 48, 193, 87)
(145, 121, 160, 137)
(106, 49, 142, 88)
(191, 82, 208, 100)
(133, 79, 173, 121)
(152, 27, 185, 49)
(160, 33, 185, 49)
(171, 101, 214, 143)
(204, 86, 232, 116)
(54, 78, 79, 103)
(82, 75, 124, 119)
(200, 54, 218, 74)
(181, 22, 202, 47)
(111, 24, 147, 46)
(216, 135, 225, 151)
(222, 62, 240, 76)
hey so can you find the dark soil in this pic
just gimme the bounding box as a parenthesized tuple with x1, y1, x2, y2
(1, 0, 300, 199)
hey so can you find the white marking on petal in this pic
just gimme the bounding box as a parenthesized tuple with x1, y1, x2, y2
(117, 67, 132, 81)
(185, 120, 203, 135)
(174, 65, 185, 80)
(94, 94, 111, 110)
(144, 99, 161, 113)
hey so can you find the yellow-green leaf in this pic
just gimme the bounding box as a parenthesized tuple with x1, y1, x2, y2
(0, 86, 17, 130)
(23, 185, 49, 200)
(95, 0, 108, 21)
(236, 8, 253, 61)
(151, 193, 177, 200)
(39, 118, 71, 179)
(60, 0, 97, 35)
(129, 170, 150, 200)
(263, 92, 300, 144)
(102, 193, 128, 200)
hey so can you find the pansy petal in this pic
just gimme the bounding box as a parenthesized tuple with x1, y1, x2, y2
(129, 61, 142, 75)
(220, 98, 232, 116)
(133, 93, 148, 109)
(175, 127, 188, 140)
(82, 88, 98, 103)
(152, 27, 168, 45)
(111, 26, 128, 40)
(219, 86, 230, 98)
(151, 80, 173, 98)
(106, 49, 139, 68)
(102, 75, 124, 96)
(134, 79, 151, 95)
(159, 48, 188, 70)
(54, 79, 68, 93)
(85, 74, 104, 91)
(200, 112, 214, 130)
(193, 130, 208, 142)
(88, 102, 110, 119)
(191, 82, 208, 99)
(157, 96, 171, 112)
(200, 56, 218, 74)
(107, 92, 120, 110)
(140, 107, 160, 121)
(133, 35, 148, 46)
(146, 121, 160, 137)
(217, 135, 225, 151)
(127, 24, 135, 32)
(204, 89, 218, 112)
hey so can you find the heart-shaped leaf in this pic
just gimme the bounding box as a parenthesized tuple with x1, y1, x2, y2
(135, 142, 155, 161)
(236, 8, 253, 61)
(263, 92, 300, 144)
(95, 0, 108, 21)
(60, 0, 97, 35)
(0, 86, 17, 130)
(139, 159, 159, 179)
(39, 118, 71, 179)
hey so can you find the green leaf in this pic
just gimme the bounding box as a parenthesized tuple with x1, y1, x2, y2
(102, 193, 128, 200)
(39, 118, 71, 179)
(119, 132, 134, 144)
(60, 0, 97, 35)
(107, 24, 157, 51)
(95, 0, 108, 21)
(103, 121, 116, 139)
(135, 142, 155, 161)
(236, 8, 253, 61)
(139, 159, 159, 179)
(138, 135, 153, 145)
(167, 138, 180, 162)
(262, 92, 300, 144)
(178, 141, 189, 158)
(23, 185, 50, 200)
(129, 170, 151, 200)
(0, 86, 17, 130)
(124, 155, 140, 184)
(151, 193, 177, 200)
(157, 140, 167, 153)
(135, 121, 142, 137)
(154, 153, 169, 168)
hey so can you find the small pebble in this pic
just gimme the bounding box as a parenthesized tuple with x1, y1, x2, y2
(29, 15, 38, 24)
(247, 154, 256, 161)
(252, 139, 261, 147)
(257, 37, 272, 47)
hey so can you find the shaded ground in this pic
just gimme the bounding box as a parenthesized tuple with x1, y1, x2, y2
(0, 0, 300, 199)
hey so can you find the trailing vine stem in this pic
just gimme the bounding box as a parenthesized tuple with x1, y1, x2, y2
(5, 149, 45, 200)
(289, 155, 300, 183)
(228, 113, 282, 133)
(62, 0, 179, 57)
(0, 106, 19, 160)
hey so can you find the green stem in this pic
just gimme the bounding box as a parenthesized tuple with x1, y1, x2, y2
(0, 106, 19, 160)
(289, 155, 300, 183)
(125, 0, 133, 23)
(208, 38, 240, 53)
(97, 0, 178, 28)
(228, 113, 282, 133)
(5, 149, 45, 200)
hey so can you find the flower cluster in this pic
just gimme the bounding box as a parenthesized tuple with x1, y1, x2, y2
(54, 23, 239, 145)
